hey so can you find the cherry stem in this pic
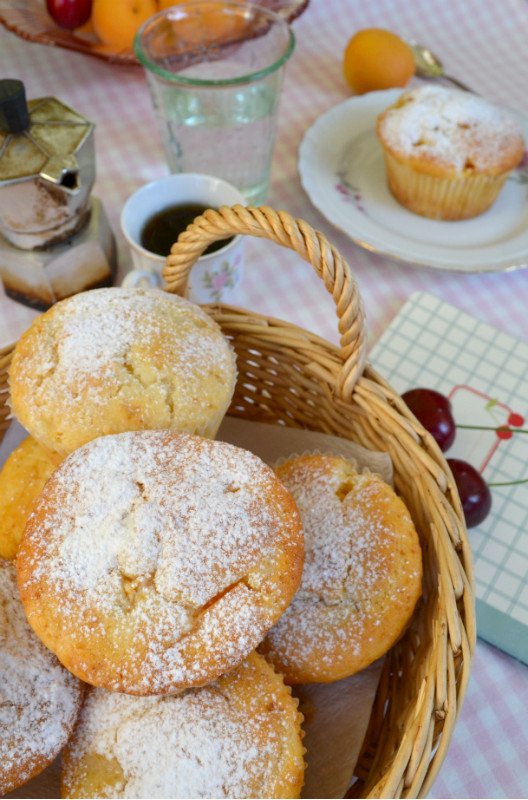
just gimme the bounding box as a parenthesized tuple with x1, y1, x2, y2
(488, 478, 528, 487)
(456, 423, 528, 486)
(457, 424, 528, 433)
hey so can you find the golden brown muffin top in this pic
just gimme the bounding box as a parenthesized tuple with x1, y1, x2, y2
(8, 287, 237, 454)
(259, 454, 422, 683)
(377, 85, 525, 176)
(0, 436, 63, 560)
(61, 652, 305, 799)
(17, 430, 304, 695)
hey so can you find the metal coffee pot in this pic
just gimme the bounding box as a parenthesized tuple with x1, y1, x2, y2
(0, 79, 116, 309)
(0, 78, 96, 249)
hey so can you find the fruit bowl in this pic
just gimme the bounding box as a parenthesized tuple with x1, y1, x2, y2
(0, 0, 309, 65)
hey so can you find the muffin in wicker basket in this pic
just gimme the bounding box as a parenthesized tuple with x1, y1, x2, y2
(7, 286, 237, 456)
(258, 453, 423, 685)
(0, 205, 475, 799)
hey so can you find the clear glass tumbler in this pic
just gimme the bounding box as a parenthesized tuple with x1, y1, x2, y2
(135, 1, 295, 206)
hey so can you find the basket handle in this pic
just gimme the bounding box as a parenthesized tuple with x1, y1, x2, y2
(163, 204, 367, 400)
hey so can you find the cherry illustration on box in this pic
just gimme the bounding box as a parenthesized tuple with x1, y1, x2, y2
(369, 291, 528, 666)
(447, 385, 525, 473)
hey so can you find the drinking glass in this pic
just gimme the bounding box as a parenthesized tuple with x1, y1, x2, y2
(135, 1, 294, 206)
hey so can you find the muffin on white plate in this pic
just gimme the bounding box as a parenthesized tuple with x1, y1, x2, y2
(376, 85, 526, 220)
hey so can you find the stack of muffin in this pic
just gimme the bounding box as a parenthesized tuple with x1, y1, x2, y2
(0, 286, 422, 799)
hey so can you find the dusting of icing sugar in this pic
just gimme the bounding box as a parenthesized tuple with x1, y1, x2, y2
(279, 460, 391, 603)
(54, 291, 231, 384)
(378, 85, 525, 172)
(35, 432, 282, 605)
(9, 287, 237, 449)
(261, 457, 421, 675)
(17, 288, 208, 383)
(64, 656, 302, 799)
(19, 430, 302, 692)
(0, 559, 82, 794)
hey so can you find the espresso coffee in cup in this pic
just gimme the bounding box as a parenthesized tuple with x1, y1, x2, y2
(120, 173, 245, 304)
(140, 203, 234, 257)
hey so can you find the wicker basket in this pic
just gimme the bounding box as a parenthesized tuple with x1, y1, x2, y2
(0, 206, 475, 799)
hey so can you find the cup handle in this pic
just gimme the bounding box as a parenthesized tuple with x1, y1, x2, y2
(121, 270, 161, 289)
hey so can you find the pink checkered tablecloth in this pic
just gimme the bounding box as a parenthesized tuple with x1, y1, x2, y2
(2, 0, 528, 797)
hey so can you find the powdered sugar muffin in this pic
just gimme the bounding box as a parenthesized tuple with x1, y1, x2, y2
(17, 430, 304, 696)
(376, 85, 525, 220)
(258, 454, 422, 684)
(0, 435, 63, 559)
(8, 286, 237, 456)
(61, 652, 305, 799)
(0, 558, 84, 796)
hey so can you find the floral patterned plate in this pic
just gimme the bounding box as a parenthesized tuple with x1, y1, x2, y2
(298, 88, 528, 273)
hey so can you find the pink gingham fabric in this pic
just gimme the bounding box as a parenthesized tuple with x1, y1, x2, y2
(2, 1, 528, 797)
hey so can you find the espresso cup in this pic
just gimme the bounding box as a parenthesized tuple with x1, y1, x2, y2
(120, 173, 245, 304)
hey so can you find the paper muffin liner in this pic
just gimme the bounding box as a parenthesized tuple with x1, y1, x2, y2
(382, 151, 511, 220)
(194, 401, 234, 440)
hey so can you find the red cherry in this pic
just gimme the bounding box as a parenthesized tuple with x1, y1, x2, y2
(46, 0, 93, 29)
(508, 413, 525, 427)
(447, 458, 492, 528)
(401, 388, 456, 452)
(496, 428, 513, 440)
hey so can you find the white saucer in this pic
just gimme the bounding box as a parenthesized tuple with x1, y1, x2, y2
(298, 89, 528, 273)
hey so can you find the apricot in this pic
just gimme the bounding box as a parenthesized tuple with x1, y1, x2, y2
(92, 0, 158, 50)
(343, 28, 415, 95)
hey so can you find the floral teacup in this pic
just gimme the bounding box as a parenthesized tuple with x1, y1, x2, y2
(120, 173, 245, 304)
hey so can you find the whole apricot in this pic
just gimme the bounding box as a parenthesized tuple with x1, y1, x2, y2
(92, 0, 158, 50)
(343, 28, 415, 94)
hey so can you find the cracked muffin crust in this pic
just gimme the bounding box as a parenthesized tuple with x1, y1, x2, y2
(16, 430, 304, 695)
(8, 286, 237, 456)
(258, 454, 423, 684)
(0, 558, 84, 796)
(60, 652, 305, 799)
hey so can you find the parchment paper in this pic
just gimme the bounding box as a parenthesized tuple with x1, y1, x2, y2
(2, 416, 390, 800)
